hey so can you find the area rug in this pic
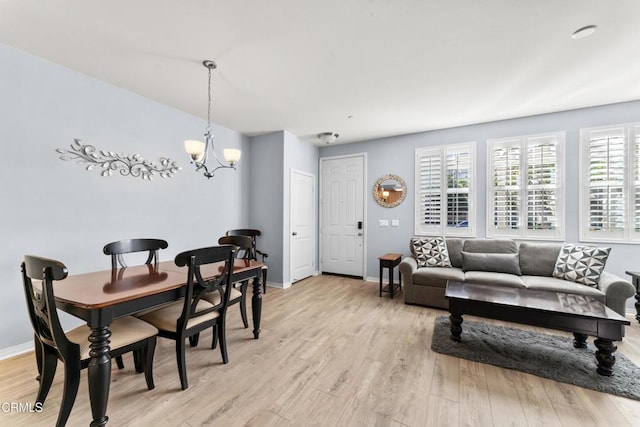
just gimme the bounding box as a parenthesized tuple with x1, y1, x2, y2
(431, 316, 640, 400)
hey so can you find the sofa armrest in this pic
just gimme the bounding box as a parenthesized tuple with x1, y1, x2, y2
(598, 271, 636, 316)
(399, 256, 418, 286)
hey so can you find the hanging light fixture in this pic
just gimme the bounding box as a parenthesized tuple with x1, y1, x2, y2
(184, 60, 241, 179)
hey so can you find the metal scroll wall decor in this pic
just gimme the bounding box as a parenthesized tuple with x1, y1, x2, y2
(56, 139, 181, 180)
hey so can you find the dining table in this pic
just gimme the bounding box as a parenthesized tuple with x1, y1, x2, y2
(49, 259, 266, 427)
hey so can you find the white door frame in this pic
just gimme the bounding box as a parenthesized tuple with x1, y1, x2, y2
(289, 168, 316, 283)
(319, 153, 368, 278)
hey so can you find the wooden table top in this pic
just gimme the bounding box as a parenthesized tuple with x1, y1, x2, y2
(445, 281, 629, 323)
(50, 260, 266, 309)
(379, 253, 402, 261)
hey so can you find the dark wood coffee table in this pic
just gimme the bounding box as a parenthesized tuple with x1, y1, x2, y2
(445, 281, 630, 376)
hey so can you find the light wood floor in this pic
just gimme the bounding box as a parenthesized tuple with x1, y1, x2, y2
(2, 275, 640, 426)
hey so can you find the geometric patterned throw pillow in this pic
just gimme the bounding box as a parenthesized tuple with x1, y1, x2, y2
(411, 236, 451, 268)
(552, 243, 611, 287)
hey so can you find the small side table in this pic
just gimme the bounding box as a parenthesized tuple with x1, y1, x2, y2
(379, 253, 402, 299)
(625, 271, 640, 323)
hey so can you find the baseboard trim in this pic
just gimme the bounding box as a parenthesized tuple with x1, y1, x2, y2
(0, 341, 33, 361)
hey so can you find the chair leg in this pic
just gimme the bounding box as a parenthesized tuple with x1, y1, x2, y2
(239, 281, 249, 329)
(218, 319, 228, 364)
(116, 355, 125, 370)
(189, 333, 199, 347)
(143, 337, 156, 390)
(34, 336, 43, 382)
(211, 325, 218, 349)
(56, 361, 81, 427)
(176, 338, 188, 390)
(262, 269, 267, 294)
(133, 350, 143, 373)
(36, 350, 57, 405)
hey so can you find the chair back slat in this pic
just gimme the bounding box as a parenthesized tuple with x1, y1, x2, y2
(21, 255, 77, 359)
(174, 246, 235, 330)
(218, 235, 253, 260)
(103, 238, 168, 269)
(225, 229, 266, 261)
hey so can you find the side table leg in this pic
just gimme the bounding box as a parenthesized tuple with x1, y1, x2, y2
(594, 338, 617, 376)
(389, 267, 394, 299)
(636, 292, 640, 323)
(379, 262, 383, 298)
(449, 313, 463, 342)
(573, 333, 588, 348)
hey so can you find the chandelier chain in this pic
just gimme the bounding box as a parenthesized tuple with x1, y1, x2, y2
(207, 65, 213, 131)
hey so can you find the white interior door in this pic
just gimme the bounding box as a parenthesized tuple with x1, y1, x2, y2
(320, 155, 365, 277)
(290, 170, 315, 283)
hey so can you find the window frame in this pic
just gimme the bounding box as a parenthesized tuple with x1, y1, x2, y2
(414, 142, 476, 237)
(579, 122, 640, 243)
(486, 131, 565, 240)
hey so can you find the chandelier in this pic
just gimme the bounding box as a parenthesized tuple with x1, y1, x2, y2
(184, 60, 241, 178)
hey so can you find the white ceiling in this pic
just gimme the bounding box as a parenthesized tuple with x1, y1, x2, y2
(1, 1, 639, 145)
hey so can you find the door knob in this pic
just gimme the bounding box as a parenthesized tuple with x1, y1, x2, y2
(292, 231, 298, 236)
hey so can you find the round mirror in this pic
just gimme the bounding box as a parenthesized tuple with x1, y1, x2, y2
(373, 174, 407, 208)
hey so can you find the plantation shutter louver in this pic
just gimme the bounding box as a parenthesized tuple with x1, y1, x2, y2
(526, 137, 558, 231)
(581, 123, 640, 242)
(488, 132, 564, 239)
(415, 143, 475, 236)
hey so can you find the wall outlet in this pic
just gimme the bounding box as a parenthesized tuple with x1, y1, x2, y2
(378, 219, 389, 227)
(391, 219, 400, 227)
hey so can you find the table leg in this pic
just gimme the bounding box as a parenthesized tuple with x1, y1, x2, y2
(88, 325, 112, 426)
(449, 313, 463, 342)
(389, 267, 394, 299)
(594, 338, 617, 376)
(399, 270, 402, 292)
(573, 333, 588, 348)
(379, 262, 383, 297)
(252, 275, 262, 339)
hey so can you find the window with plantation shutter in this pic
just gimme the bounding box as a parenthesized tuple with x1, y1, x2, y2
(487, 132, 565, 239)
(580, 123, 640, 242)
(415, 143, 475, 236)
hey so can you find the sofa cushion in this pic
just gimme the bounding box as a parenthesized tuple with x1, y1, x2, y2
(518, 241, 562, 276)
(463, 271, 526, 288)
(413, 267, 464, 286)
(552, 243, 611, 287)
(411, 236, 451, 267)
(521, 275, 606, 303)
(445, 238, 465, 268)
(461, 252, 521, 275)
(462, 238, 518, 254)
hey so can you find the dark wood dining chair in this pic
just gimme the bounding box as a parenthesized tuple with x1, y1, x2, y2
(21, 255, 157, 427)
(103, 238, 168, 269)
(139, 246, 235, 390)
(103, 238, 167, 370)
(226, 229, 268, 293)
(213, 235, 253, 328)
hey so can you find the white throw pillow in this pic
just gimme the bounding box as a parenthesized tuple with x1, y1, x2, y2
(553, 243, 610, 287)
(411, 237, 452, 268)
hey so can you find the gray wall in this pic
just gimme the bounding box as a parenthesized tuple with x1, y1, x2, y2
(0, 43, 250, 352)
(319, 100, 640, 301)
(249, 131, 285, 284)
(249, 131, 319, 286)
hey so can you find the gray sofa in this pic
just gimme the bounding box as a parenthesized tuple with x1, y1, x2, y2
(399, 238, 635, 316)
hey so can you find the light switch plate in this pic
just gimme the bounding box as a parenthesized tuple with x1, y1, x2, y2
(391, 219, 400, 227)
(378, 219, 389, 227)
